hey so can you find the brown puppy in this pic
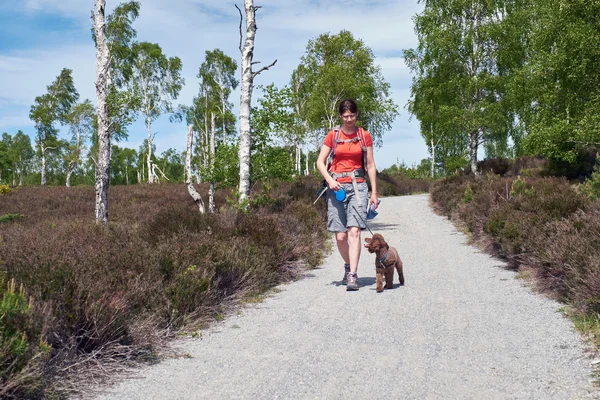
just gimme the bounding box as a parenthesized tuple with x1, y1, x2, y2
(364, 233, 404, 292)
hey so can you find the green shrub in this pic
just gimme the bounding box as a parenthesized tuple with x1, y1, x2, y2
(0, 279, 50, 399)
(0, 184, 11, 196)
(0, 214, 24, 223)
(578, 160, 600, 201)
(462, 184, 473, 203)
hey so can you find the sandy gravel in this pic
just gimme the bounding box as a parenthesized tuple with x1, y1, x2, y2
(96, 194, 598, 400)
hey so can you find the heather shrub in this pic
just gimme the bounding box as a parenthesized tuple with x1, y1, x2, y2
(430, 175, 471, 215)
(477, 158, 512, 176)
(523, 207, 600, 309)
(432, 172, 600, 344)
(0, 180, 329, 397)
(376, 172, 430, 197)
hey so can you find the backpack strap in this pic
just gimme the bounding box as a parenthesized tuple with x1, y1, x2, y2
(326, 127, 341, 173)
(327, 126, 369, 173)
(357, 127, 368, 173)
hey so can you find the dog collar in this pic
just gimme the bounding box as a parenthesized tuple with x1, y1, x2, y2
(376, 251, 389, 268)
(380, 251, 388, 263)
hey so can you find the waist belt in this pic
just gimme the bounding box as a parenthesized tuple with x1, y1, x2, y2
(330, 169, 365, 203)
(330, 169, 365, 180)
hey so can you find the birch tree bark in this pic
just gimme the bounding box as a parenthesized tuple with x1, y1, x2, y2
(236, 1, 276, 204)
(186, 125, 205, 213)
(93, 0, 111, 224)
(208, 112, 216, 213)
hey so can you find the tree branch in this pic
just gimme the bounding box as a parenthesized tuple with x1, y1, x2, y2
(252, 59, 277, 78)
(235, 4, 243, 54)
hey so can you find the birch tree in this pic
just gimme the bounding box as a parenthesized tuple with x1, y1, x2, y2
(7, 131, 33, 186)
(405, 0, 528, 175)
(128, 41, 184, 183)
(186, 124, 206, 213)
(65, 100, 95, 187)
(299, 30, 398, 146)
(0, 135, 9, 184)
(235, 1, 277, 204)
(29, 68, 79, 185)
(198, 49, 238, 212)
(92, 0, 111, 223)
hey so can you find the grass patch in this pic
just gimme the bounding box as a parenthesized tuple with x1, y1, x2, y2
(0, 213, 24, 223)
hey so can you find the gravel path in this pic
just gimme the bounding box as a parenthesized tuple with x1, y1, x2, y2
(96, 194, 598, 400)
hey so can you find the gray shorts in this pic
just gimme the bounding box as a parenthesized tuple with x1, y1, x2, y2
(326, 181, 369, 232)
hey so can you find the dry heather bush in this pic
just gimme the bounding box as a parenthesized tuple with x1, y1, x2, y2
(376, 172, 430, 196)
(523, 206, 600, 312)
(0, 180, 329, 397)
(430, 175, 472, 215)
(432, 173, 600, 336)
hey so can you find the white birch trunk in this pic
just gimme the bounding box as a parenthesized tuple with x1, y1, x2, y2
(93, 0, 111, 224)
(66, 162, 75, 187)
(40, 145, 47, 185)
(304, 135, 309, 176)
(209, 112, 216, 213)
(18, 158, 23, 186)
(237, 0, 276, 204)
(430, 137, 436, 179)
(469, 130, 479, 175)
(295, 144, 301, 175)
(146, 115, 154, 183)
(237, 2, 256, 204)
(186, 125, 205, 213)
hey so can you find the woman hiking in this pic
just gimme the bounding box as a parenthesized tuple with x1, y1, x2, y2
(316, 99, 378, 291)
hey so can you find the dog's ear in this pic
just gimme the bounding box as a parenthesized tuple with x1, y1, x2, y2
(365, 237, 372, 244)
(380, 237, 389, 249)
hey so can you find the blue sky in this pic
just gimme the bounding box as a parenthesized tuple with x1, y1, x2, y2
(0, 0, 427, 169)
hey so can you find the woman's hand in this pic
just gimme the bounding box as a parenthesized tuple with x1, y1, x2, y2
(328, 179, 341, 192)
(370, 192, 379, 210)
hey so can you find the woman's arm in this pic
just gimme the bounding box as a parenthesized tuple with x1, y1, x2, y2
(366, 146, 378, 209)
(316, 144, 341, 191)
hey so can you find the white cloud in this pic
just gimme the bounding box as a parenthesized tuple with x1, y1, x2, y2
(0, 0, 428, 167)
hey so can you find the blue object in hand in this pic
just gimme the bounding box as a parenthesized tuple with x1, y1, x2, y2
(334, 187, 346, 202)
(367, 198, 381, 220)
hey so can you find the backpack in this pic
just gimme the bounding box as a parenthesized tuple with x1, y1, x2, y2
(326, 126, 368, 175)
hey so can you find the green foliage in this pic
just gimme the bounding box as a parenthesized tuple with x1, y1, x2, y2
(29, 68, 80, 185)
(0, 214, 24, 223)
(298, 30, 398, 144)
(519, 0, 600, 166)
(1, 280, 32, 366)
(579, 159, 600, 201)
(510, 176, 535, 199)
(462, 184, 473, 203)
(0, 184, 12, 196)
(405, 0, 527, 173)
(381, 159, 432, 179)
(0, 279, 50, 398)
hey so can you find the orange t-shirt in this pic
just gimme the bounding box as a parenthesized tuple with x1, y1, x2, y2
(323, 128, 373, 183)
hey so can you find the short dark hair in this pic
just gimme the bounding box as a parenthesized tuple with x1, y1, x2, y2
(338, 99, 358, 115)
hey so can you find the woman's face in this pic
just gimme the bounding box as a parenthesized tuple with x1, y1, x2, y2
(340, 111, 357, 129)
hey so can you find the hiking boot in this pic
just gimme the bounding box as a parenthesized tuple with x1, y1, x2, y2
(346, 272, 359, 291)
(341, 263, 350, 284)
